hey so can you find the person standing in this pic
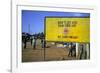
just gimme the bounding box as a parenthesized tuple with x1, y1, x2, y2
(30, 37, 33, 46)
(40, 32, 44, 48)
(44, 39, 46, 48)
(32, 36, 35, 49)
(24, 36, 27, 49)
(79, 44, 87, 59)
(68, 43, 72, 57)
(41, 37, 44, 48)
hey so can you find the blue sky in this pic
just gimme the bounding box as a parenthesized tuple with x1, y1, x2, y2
(22, 10, 90, 35)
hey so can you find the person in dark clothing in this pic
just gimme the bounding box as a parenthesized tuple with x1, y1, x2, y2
(68, 43, 72, 57)
(40, 32, 44, 48)
(41, 38, 44, 48)
(24, 37, 27, 49)
(80, 45, 83, 59)
(30, 37, 33, 46)
(72, 45, 76, 57)
(44, 40, 46, 48)
(68, 43, 76, 57)
(41, 37, 46, 48)
(79, 44, 87, 59)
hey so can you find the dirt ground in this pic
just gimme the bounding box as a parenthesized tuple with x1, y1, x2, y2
(22, 40, 77, 62)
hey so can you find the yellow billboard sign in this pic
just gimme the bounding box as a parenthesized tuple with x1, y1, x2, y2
(45, 17, 90, 42)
